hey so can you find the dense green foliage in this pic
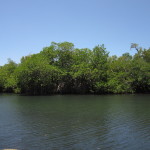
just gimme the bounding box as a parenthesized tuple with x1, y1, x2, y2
(0, 42, 150, 95)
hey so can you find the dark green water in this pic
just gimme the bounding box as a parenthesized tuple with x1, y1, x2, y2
(0, 94, 150, 150)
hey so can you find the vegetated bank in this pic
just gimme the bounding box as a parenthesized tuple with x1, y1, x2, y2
(0, 42, 149, 95)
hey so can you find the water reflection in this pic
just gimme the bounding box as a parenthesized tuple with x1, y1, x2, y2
(0, 95, 150, 150)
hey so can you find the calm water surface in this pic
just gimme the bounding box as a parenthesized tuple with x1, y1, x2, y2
(0, 94, 150, 150)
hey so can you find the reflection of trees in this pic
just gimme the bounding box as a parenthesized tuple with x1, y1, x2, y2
(15, 95, 111, 149)
(6, 94, 150, 149)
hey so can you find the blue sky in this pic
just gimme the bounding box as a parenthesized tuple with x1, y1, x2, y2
(0, 0, 150, 65)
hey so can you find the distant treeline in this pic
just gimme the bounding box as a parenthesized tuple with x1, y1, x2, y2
(0, 42, 150, 95)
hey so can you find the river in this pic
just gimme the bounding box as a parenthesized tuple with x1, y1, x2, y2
(0, 94, 150, 150)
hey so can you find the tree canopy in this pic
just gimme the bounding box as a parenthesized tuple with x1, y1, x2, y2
(0, 42, 149, 95)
